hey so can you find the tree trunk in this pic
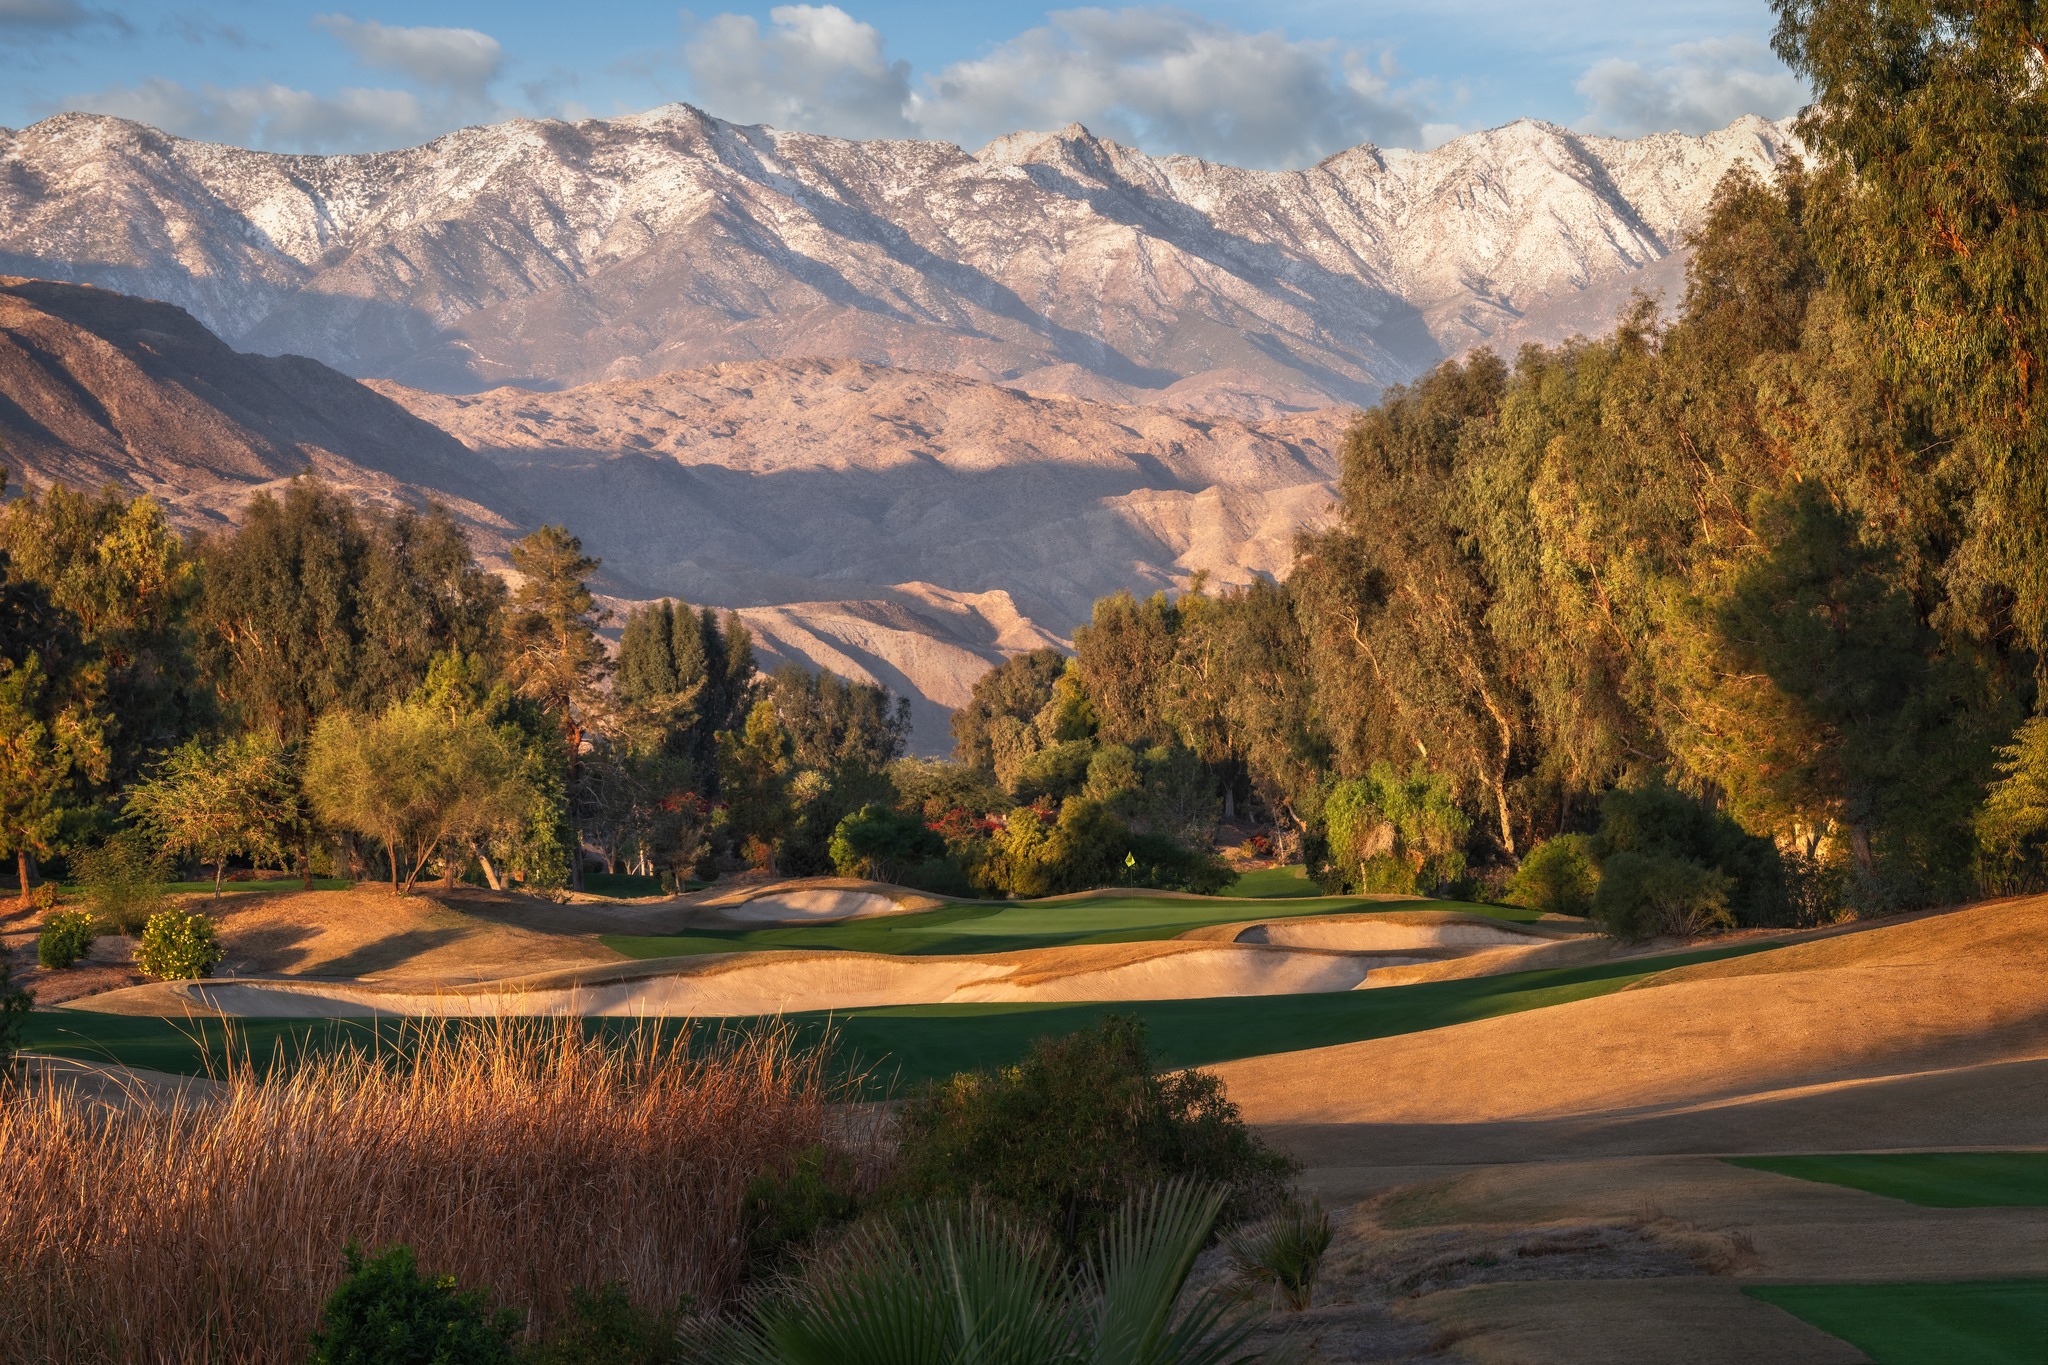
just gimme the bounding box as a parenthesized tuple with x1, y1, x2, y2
(389, 833, 402, 894)
(214, 858, 225, 900)
(16, 848, 30, 908)
(476, 850, 505, 892)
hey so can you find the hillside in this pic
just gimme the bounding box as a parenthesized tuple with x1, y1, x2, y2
(0, 110, 1798, 410)
(0, 279, 1342, 747)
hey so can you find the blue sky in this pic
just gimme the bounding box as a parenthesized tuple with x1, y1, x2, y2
(0, 1, 1807, 165)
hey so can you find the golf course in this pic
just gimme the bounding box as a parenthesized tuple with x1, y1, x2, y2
(10, 873, 2048, 1362)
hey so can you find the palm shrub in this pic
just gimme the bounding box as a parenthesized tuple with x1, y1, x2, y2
(134, 906, 224, 980)
(1223, 1199, 1332, 1312)
(35, 910, 97, 969)
(1590, 852, 1735, 941)
(891, 1015, 1293, 1256)
(691, 1182, 1282, 1365)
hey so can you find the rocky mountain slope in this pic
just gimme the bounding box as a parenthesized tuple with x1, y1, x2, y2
(0, 279, 1340, 747)
(0, 110, 1798, 413)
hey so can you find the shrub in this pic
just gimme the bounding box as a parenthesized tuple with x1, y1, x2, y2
(134, 907, 225, 980)
(308, 1244, 519, 1365)
(0, 951, 29, 1063)
(524, 1283, 688, 1365)
(1591, 851, 1735, 941)
(1592, 780, 1786, 925)
(1317, 763, 1471, 895)
(890, 1015, 1293, 1255)
(71, 833, 172, 934)
(827, 804, 944, 883)
(742, 1142, 865, 1279)
(36, 910, 98, 970)
(1225, 1196, 1333, 1312)
(1122, 831, 1237, 895)
(1507, 834, 1599, 918)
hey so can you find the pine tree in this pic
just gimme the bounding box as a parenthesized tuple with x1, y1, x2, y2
(505, 526, 610, 888)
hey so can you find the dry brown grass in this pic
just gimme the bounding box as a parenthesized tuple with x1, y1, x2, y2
(0, 1019, 845, 1364)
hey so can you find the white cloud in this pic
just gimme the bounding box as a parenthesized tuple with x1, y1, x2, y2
(69, 77, 438, 153)
(313, 15, 504, 101)
(678, 4, 1431, 168)
(681, 5, 916, 141)
(1576, 37, 1807, 137)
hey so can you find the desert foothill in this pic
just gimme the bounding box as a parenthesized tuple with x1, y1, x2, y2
(5, 2, 2048, 1362)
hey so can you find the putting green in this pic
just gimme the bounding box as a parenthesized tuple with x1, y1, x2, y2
(1746, 1281, 2048, 1364)
(1730, 1153, 2048, 1207)
(603, 894, 1548, 960)
(17, 938, 1773, 1085)
(1220, 866, 1323, 898)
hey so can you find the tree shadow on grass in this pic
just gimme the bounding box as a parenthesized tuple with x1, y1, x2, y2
(301, 928, 470, 980)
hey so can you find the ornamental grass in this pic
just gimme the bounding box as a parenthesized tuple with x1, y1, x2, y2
(0, 1018, 842, 1364)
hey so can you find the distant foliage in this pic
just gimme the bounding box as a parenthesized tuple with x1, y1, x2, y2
(890, 1014, 1292, 1255)
(827, 804, 943, 884)
(0, 947, 29, 1061)
(308, 1245, 519, 1365)
(1977, 715, 2048, 895)
(134, 907, 224, 981)
(1317, 764, 1470, 895)
(1590, 852, 1735, 942)
(36, 910, 97, 970)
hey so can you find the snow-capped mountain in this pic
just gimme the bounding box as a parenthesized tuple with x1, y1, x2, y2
(0, 109, 1798, 412)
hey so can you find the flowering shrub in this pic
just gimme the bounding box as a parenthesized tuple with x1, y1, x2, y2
(135, 907, 224, 980)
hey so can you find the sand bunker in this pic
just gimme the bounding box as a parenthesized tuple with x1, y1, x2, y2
(1236, 913, 1558, 951)
(83, 942, 1413, 1018)
(713, 889, 907, 924)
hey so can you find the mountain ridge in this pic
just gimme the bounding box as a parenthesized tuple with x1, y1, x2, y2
(0, 108, 1799, 413)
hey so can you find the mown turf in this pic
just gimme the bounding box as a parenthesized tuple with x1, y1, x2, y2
(602, 894, 1548, 960)
(18, 938, 1773, 1086)
(1746, 1280, 2048, 1364)
(1730, 1153, 2048, 1207)
(1220, 866, 1322, 898)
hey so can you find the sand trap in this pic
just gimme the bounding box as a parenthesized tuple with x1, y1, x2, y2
(714, 889, 906, 924)
(84, 942, 1410, 1017)
(1238, 915, 1552, 951)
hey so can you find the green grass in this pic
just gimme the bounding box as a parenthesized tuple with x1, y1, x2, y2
(1729, 1153, 2048, 1207)
(1746, 1281, 2048, 1364)
(17, 938, 1773, 1086)
(603, 893, 1547, 960)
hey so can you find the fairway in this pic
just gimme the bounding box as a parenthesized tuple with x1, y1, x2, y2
(18, 938, 1774, 1085)
(1730, 1153, 2048, 1207)
(1746, 1281, 2048, 1364)
(603, 893, 1546, 959)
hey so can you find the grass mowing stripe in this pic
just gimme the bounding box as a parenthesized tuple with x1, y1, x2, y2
(1729, 1153, 2048, 1207)
(601, 896, 1547, 960)
(1745, 1281, 2048, 1364)
(18, 939, 1775, 1085)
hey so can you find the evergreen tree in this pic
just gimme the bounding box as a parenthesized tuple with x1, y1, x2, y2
(505, 526, 610, 889)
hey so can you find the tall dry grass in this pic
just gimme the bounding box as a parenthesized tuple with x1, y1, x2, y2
(0, 1019, 844, 1364)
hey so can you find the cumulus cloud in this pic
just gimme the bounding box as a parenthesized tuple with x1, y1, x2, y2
(682, 6, 916, 141)
(314, 15, 503, 101)
(1576, 37, 1807, 137)
(68, 76, 436, 153)
(679, 4, 1430, 168)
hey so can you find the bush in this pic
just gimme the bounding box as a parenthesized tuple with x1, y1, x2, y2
(71, 833, 172, 934)
(1224, 1196, 1333, 1312)
(827, 804, 944, 883)
(0, 950, 29, 1063)
(36, 910, 98, 970)
(1507, 834, 1599, 918)
(1317, 763, 1471, 895)
(890, 1015, 1293, 1255)
(742, 1143, 865, 1279)
(1590, 851, 1735, 941)
(134, 907, 225, 980)
(309, 1244, 519, 1365)
(523, 1283, 688, 1365)
(1122, 831, 1237, 895)
(1592, 780, 1786, 925)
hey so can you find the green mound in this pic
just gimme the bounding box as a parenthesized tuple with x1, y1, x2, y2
(1730, 1152, 2048, 1207)
(603, 894, 1544, 960)
(1746, 1280, 2048, 1364)
(18, 938, 1771, 1086)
